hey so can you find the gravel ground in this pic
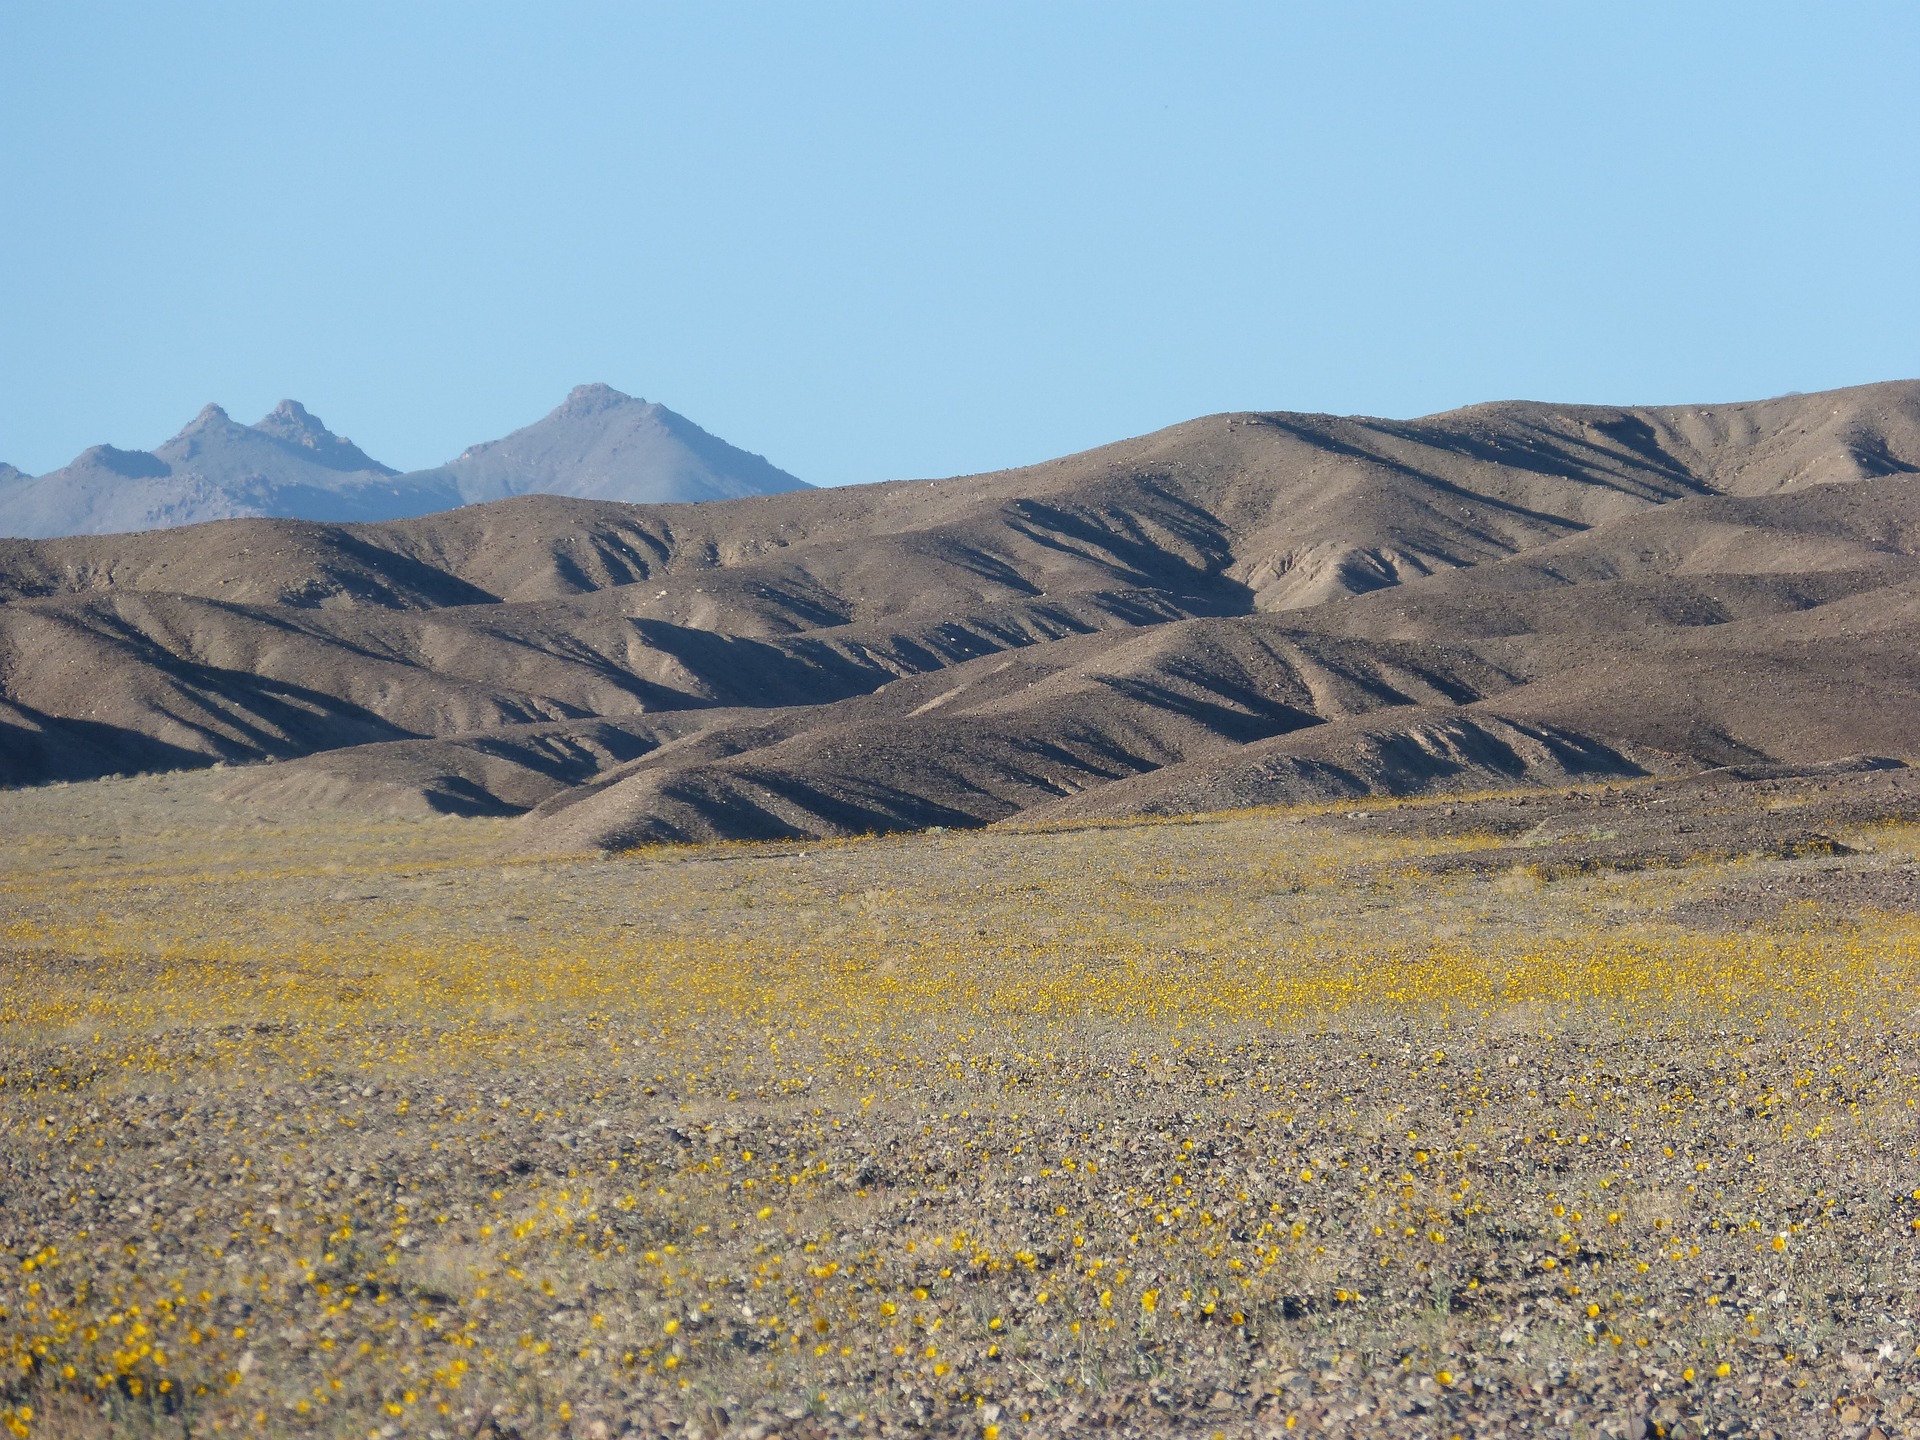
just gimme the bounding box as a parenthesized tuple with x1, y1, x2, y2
(3, 770, 1919, 1439)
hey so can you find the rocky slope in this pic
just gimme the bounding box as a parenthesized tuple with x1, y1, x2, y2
(2, 379, 1917, 845)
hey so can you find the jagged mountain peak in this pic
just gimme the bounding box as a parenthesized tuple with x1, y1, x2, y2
(432, 386, 808, 506)
(0, 387, 808, 537)
(175, 402, 234, 436)
(252, 399, 396, 476)
(558, 382, 648, 415)
(259, 398, 325, 434)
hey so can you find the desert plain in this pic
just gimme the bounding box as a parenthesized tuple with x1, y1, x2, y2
(4, 761, 1919, 1440)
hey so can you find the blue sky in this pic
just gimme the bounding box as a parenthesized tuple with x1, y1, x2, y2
(3, 2, 1917, 484)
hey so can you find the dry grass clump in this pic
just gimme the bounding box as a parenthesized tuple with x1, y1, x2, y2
(1, 771, 1919, 1438)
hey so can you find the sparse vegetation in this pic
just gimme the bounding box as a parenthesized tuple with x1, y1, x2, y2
(3, 770, 1918, 1438)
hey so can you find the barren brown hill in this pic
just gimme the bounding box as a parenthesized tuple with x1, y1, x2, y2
(4, 380, 1918, 842)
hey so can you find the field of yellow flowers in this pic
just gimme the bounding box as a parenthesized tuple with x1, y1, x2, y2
(2, 767, 1918, 1439)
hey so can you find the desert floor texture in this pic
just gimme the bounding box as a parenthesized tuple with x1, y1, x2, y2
(3, 767, 1918, 1439)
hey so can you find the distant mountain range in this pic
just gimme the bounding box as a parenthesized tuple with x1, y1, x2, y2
(0, 385, 809, 538)
(6, 380, 1920, 847)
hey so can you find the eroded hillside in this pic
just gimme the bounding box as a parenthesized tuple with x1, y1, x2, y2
(4, 380, 1918, 845)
